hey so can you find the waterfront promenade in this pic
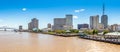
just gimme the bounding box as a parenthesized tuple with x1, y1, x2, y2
(79, 35, 120, 44)
(0, 31, 120, 52)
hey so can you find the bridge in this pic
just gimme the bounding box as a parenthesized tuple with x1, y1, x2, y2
(0, 26, 18, 31)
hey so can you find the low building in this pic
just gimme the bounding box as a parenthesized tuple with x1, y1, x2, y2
(98, 23, 104, 30)
(78, 24, 89, 30)
(42, 28, 52, 32)
(110, 24, 120, 31)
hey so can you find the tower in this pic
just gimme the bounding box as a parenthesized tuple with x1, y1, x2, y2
(103, 3, 105, 15)
(101, 3, 108, 29)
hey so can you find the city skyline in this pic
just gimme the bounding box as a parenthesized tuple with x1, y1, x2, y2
(0, 0, 120, 29)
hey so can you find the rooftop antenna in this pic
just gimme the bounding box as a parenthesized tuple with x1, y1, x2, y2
(103, 3, 105, 15)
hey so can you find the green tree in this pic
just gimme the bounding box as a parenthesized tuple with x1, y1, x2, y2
(38, 29, 42, 32)
(48, 30, 52, 32)
(92, 29, 98, 35)
(83, 30, 92, 35)
(103, 30, 109, 35)
(54, 30, 65, 34)
(70, 29, 79, 33)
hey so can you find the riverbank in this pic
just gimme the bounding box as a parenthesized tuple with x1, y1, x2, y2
(28, 31, 120, 45)
(53, 34, 79, 37)
(41, 32, 79, 37)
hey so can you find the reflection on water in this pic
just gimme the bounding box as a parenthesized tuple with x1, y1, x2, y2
(0, 31, 120, 52)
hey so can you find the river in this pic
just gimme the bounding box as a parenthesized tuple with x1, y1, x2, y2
(0, 31, 120, 52)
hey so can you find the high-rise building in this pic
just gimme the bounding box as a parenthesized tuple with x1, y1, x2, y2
(52, 14, 73, 30)
(66, 15, 73, 26)
(78, 24, 89, 29)
(28, 22, 32, 30)
(31, 18, 39, 29)
(47, 23, 51, 28)
(101, 3, 108, 29)
(90, 15, 99, 29)
(28, 18, 39, 30)
(19, 25, 22, 31)
(53, 18, 66, 30)
(65, 14, 73, 29)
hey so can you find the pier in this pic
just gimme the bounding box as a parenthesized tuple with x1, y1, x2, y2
(79, 35, 120, 44)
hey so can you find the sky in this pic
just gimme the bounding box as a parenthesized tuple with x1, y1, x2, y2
(0, 0, 120, 29)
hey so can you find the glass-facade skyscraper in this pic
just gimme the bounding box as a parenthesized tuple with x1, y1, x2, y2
(101, 15, 108, 29)
(66, 14, 73, 29)
(101, 3, 108, 29)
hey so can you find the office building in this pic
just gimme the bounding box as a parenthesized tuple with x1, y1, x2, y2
(47, 23, 52, 28)
(78, 24, 89, 30)
(28, 18, 39, 30)
(66, 15, 73, 29)
(53, 18, 66, 30)
(52, 14, 73, 30)
(90, 15, 99, 29)
(110, 24, 120, 31)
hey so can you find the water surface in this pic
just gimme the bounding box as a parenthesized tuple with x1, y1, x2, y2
(0, 31, 120, 52)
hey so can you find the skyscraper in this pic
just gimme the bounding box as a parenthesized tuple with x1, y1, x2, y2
(47, 23, 51, 28)
(65, 14, 73, 29)
(53, 18, 66, 30)
(52, 14, 73, 30)
(32, 18, 39, 29)
(28, 18, 39, 30)
(90, 15, 99, 29)
(101, 3, 108, 29)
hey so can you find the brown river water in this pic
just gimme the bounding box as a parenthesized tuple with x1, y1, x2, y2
(0, 31, 120, 52)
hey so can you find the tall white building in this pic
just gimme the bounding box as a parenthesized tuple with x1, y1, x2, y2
(66, 15, 73, 29)
(28, 18, 39, 30)
(52, 14, 73, 30)
(90, 15, 99, 29)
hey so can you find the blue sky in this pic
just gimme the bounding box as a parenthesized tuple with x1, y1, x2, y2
(0, 0, 120, 29)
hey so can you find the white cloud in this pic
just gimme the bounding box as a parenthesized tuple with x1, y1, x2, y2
(22, 8, 27, 11)
(75, 9, 85, 13)
(73, 16, 78, 19)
